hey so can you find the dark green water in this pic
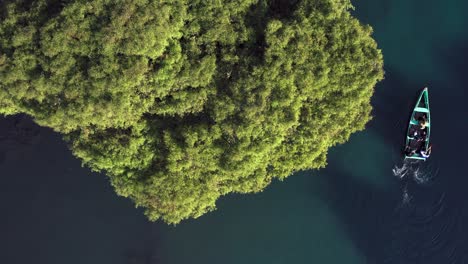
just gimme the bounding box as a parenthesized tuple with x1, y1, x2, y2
(1, 1, 468, 263)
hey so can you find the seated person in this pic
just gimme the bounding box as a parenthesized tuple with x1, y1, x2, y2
(404, 146, 416, 156)
(417, 128, 427, 142)
(418, 115, 428, 129)
(412, 128, 427, 142)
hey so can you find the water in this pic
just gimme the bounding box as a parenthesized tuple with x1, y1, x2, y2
(1, 0, 468, 263)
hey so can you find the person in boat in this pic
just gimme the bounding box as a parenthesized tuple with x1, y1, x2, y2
(420, 144, 432, 158)
(418, 115, 428, 129)
(411, 127, 427, 142)
(417, 129, 427, 142)
(404, 146, 416, 156)
(411, 115, 428, 141)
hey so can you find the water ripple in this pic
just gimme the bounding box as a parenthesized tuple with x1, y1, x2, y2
(386, 160, 464, 264)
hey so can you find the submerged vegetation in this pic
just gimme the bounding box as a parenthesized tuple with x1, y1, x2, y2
(0, 0, 383, 223)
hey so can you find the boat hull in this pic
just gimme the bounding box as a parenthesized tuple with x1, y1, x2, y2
(404, 88, 431, 161)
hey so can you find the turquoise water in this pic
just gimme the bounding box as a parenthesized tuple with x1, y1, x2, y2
(156, 131, 395, 264)
(157, 1, 468, 263)
(1, 1, 468, 263)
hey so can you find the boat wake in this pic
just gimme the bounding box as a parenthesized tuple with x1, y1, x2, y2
(401, 184, 412, 205)
(392, 163, 410, 179)
(392, 160, 438, 185)
(393, 159, 441, 209)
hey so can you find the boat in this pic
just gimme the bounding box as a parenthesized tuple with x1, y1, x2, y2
(404, 87, 431, 161)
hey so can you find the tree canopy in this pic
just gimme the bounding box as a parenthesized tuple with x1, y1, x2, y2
(0, 0, 383, 223)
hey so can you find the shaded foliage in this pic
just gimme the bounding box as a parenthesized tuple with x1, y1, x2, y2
(0, 0, 383, 223)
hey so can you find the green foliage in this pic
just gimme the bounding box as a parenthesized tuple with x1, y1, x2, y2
(0, 0, 187, 131)
(1, 0, 383, 223)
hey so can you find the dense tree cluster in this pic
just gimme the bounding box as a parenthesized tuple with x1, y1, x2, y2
(0, 0, 383, 223)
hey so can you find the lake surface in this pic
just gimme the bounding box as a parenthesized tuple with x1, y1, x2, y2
(1, 0, 468, 263)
